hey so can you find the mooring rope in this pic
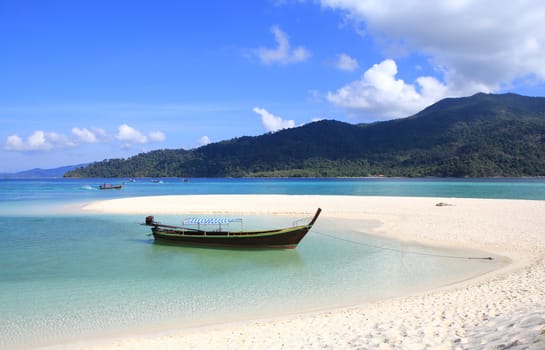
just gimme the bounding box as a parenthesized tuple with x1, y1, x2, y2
(314, 230, 493, 260)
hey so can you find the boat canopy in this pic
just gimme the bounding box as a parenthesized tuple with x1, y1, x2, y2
(183, 218, 242, 225)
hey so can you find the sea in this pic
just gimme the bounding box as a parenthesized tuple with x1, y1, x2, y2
(1, 177, 545, 349)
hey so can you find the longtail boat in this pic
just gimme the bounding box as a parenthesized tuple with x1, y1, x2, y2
(143, 208, 321, 249)
(99, 183, 123, 190)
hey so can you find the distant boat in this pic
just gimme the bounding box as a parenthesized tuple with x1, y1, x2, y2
(143, 208, 322, 249)
(99, 183, 123, 190)
(151, 179, 163, 183)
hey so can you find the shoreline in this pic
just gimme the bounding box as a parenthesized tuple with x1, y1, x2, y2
(47, 195, 545, 349)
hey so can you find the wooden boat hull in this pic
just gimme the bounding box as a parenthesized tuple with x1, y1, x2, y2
(152, 226, 311, 249)
(146, 208, 321, 249)
(99, 184, 123, 190)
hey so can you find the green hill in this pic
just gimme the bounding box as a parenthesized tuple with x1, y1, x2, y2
(65, 93, 545, 178)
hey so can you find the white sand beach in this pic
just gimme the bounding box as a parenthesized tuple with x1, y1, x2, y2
(48, 195, 545, 349)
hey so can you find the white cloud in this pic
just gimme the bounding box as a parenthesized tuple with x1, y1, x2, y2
(46, 131, 75, 148)
(116, 124, 166, 146)
(5, 124, 165, 152)
(327, 59, 448, 119)
(253, 107, 295, 132)
(4, 130, 76, 151)
(320, 0, 545, 95)
(255, 26, 311, 65)
(117, 124, 148, 144)
(91, 127, 109, 142)
(27, 130, 49, 149)
(335, 53, 359, 71)
(72, 127, 97, 143)
(197, 135, 211, 146)
(5, 135, 24, 150)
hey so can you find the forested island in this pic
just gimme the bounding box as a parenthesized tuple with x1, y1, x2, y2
(65, 93, 545, 178)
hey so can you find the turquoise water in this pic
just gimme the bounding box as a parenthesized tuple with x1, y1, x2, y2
(1, 178, 543, 349)
(3, 178, 545, 203)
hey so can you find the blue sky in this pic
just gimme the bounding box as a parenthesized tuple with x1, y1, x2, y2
(2, 0, 545, 172)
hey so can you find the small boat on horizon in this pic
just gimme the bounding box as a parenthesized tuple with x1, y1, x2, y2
(99, 183, 124, 190)
(143, 208, 322, 249)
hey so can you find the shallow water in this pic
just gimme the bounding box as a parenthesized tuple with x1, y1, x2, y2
(0, 213, 501, 349)
(1, 178, 537, 348)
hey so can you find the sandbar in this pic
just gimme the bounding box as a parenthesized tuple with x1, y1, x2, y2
(46, 195, 545, 349)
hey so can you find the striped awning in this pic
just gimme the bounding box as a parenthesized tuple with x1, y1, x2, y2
(183, 218, 240, 225)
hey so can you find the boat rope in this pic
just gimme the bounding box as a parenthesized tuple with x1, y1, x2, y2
(313, 230, 493, 260)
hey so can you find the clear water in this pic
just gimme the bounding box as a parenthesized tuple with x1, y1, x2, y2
(2, 178, 542, 349)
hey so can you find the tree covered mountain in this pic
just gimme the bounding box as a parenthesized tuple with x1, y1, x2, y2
(65, 93, 545, 178)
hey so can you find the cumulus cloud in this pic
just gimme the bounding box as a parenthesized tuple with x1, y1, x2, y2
(5, 124, 165, 151)
(197, 135, 211, 146)
(5, 135, 25, 151)
(320, 0, 545, 94)
(115, 124, 165, 144)
(253, 107, 295, 132)
(327, 59, 447, 119)
(255, 26, 311, 65)
(72, 127, 97, 143)
(117, 124, 148, 144)
(5, 130, 76, 151)
(27, 131, 50, 149)
(335, 53, 359, 71)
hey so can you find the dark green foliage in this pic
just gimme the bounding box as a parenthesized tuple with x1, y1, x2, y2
(65, 93, 545, 178)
